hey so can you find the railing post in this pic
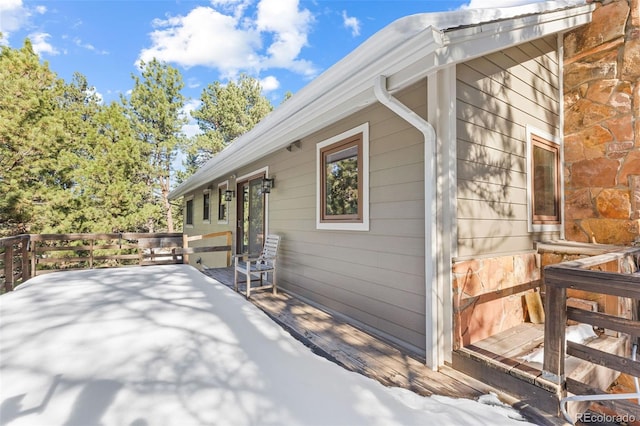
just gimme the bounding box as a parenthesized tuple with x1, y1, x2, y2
(4, 244, 14, 292)
(21, 237, 30, 281)
(89, 238, 94, 269)
(542, 268, 567, 406)
(182, 234, 189, 265)
(30, 236, 37, 278)
(226, 231, 232, 267)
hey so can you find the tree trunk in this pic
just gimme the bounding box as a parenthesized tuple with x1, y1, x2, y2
(162, 175, 174, 233)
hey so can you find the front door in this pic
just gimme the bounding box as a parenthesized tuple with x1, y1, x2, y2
(237, 174, 265, 255)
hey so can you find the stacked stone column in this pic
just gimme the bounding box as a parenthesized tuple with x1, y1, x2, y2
(563, 0, 640, 245)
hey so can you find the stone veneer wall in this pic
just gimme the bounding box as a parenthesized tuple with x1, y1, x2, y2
(539, 250, 621, 316)
(563, 0, 640, 245)
(452, 253, 540, 349)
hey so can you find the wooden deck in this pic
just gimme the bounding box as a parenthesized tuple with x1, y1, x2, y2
(202, 266, 564, 425)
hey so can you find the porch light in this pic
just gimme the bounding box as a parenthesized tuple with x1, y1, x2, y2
(224, 190, 235, 202)
(261, 178, 274, 194)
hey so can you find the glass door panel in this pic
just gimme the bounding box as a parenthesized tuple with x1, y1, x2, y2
(237, 175, 265, 255)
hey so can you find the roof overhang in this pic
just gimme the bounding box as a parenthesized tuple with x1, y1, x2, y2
(169, 0, 594, 200)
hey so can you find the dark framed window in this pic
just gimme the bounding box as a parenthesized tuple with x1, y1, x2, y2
(185, 198, 194, 226)
(320, 134, 363, 223)
(531, 134, 560, 225)
(316, 123, 369, 231)
(203, 191, 211, 222)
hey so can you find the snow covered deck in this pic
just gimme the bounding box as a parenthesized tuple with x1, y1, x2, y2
(0, 265, 534, 425)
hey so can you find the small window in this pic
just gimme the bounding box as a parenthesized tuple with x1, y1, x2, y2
(527, 128, 561, 231)
(321, 136, 362, 221)
(316, 123, 369, 231)
(185, 198, 194, 226)
(218, 182, 228, 223)
(203, 191, 211, 222)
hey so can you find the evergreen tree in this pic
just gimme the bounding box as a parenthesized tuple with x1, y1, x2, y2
(73, 102, 155, 232)
(43, 72, 103, 233)
(188, 74, 273, 167)
(125, 59, 186, 232)
(0, 39, 65, 235)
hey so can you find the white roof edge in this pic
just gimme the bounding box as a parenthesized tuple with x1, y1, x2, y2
(169, 0, 593, 200)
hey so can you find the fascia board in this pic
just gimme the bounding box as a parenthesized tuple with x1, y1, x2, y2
(386, 4, 593, 92)
(442, 6, 593, 48)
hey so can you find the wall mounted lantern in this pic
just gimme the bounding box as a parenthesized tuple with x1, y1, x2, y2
(224, 190, 235, 202)
(261, 178, 274, 194)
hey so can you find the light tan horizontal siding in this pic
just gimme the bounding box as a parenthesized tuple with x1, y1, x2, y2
(259, 81, 429, 353)
(456, 36, 562, 257)
(458, 182, 527, 204)
(279, 267, 426, 350)
(457, 121, 526, 157)
(457, 198, 527, 220)
(457, 159, 527, 188)
(457, 233, 559, 258)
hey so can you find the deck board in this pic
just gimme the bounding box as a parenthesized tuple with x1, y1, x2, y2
(473, 323, 545, 360)
(202, 266, 493, 399)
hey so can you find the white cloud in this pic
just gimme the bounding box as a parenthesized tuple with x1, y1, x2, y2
(138, 0, 317, 81)
(29, 32, 59, 56)
(181, 99, 203, 138)
(210, 0, 252, 18)
(138, 6, 261, 77)
(341, 10, 360, 37)
(0, 1, 48, 45)
(260, 75, 279, 92)
(73, 37, 109, 55)
(255, 0, 316, 75)
(186, 77, 201, 90)
(0, 0, 27, 37)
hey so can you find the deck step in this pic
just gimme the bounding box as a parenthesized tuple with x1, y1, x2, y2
(454, 323, 630, 420)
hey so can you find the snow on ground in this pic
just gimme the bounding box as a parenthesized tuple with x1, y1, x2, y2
(520, 324, 598, 364)
(1, 265, 534, 426)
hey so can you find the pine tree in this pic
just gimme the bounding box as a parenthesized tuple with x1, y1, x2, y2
(0, 39, 65, 235)
(125, 59, 186, 232)
(188, 74, 273, 167)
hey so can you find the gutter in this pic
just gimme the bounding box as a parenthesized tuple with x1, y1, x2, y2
(373, 75, 439, 369)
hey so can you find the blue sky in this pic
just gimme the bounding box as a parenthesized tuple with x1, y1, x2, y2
(1, 0, 531, 137)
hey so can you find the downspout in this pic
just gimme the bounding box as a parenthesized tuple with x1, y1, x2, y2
(373, 75, 439, 369)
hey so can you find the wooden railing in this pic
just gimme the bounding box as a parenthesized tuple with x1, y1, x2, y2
(543, 247, 640, 418)
(182, 231, 234, 266)
(0, 235, 31, 292)
(0, 231, 233, 293)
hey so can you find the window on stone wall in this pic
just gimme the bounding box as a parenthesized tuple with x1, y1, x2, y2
(528, 131, 561, 229)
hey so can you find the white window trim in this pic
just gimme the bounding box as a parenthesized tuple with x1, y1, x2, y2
(217, 180, 229, 225)
(316, 123, 369, 231)
(526, 125, 562, 233)
(236, 166, 269, 183)
(185, 195, 194, 228)
(236, 167, 270, 237)
(202, 189, 211, 224)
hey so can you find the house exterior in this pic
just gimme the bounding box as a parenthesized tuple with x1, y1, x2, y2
(169, 0, 595, 368)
